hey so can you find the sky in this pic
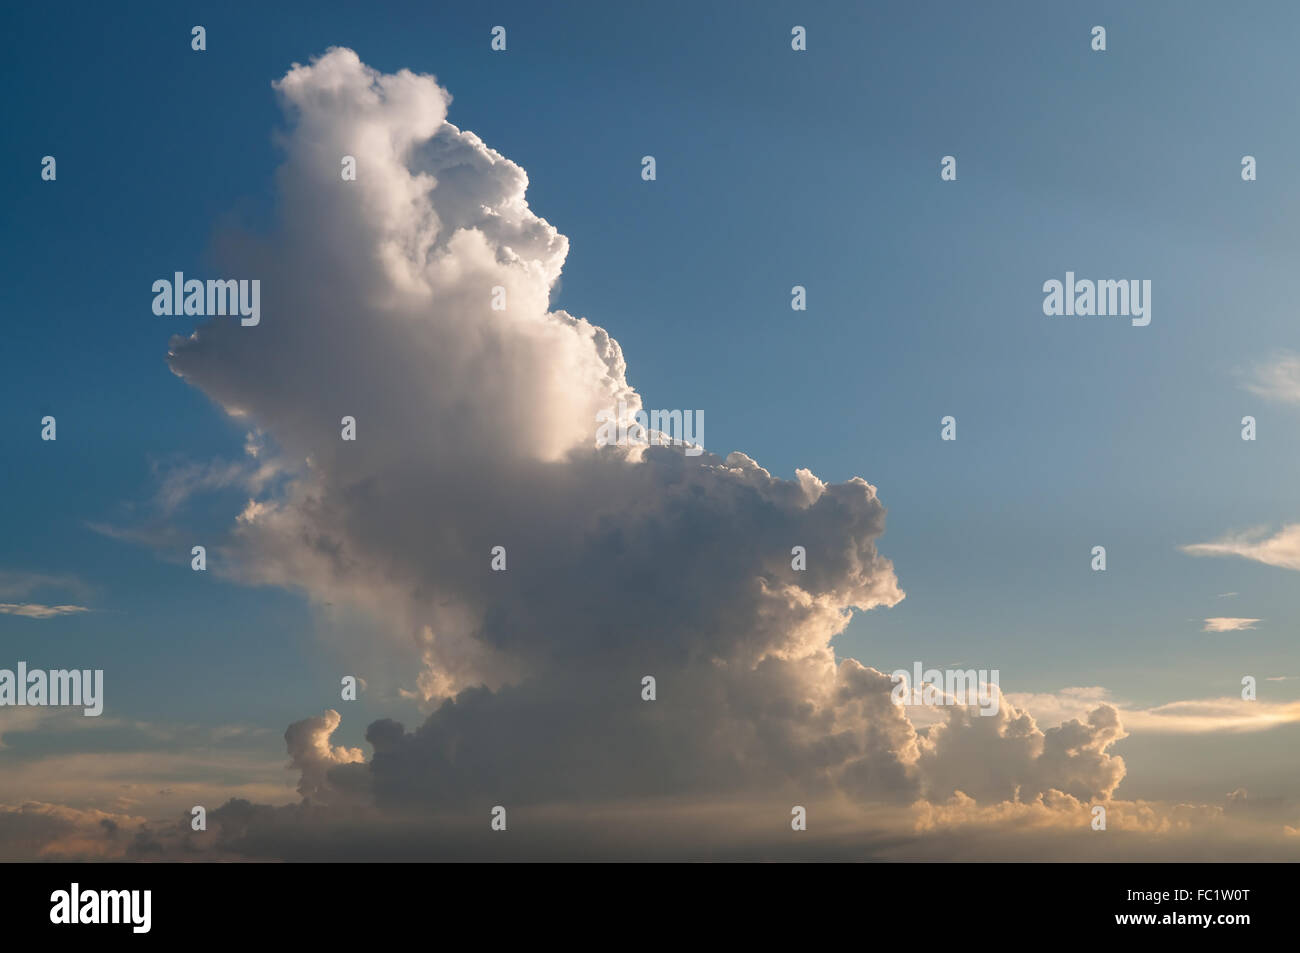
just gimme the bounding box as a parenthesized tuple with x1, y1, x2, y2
(1, 0, 1298, 860)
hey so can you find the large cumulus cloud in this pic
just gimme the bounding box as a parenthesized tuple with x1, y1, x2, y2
(163, 48, 1129, 836)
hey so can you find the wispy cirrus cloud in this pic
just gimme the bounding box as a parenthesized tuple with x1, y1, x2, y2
(1202, 617, 1261, 632)
(1121, 698, 1300, 734)
(1007, 687, 1300, 734)
(1243, 351, 1300, 404)
(0, 571, 93, 619)
(87, 446, 282, 550)
(0, 570, 89, 601)
(0, 603, 91, 619)
(1181, 524, 1300, 571)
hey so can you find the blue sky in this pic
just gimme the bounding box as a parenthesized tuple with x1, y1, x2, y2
(2, 1, 1298, 850)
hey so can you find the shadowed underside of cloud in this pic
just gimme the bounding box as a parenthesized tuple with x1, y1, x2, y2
(14, 787, 1300, 862)
(0, 802, 161, 861)
(84, 46, 1273, 859)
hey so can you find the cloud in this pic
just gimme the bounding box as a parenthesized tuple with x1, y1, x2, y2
(1181, 524, 1300, 571)
(0, 603, 91, 619)
(87, 448, 279, 550)
(77, 47, 1275, 858)
(284, 710, 364, 800)
(12, 786, 1293, 862)
(1119, 699, 1300, 734)
(1008, 687, 1300, 734)
(914, 696, 1127, 803)
(1243, 351, 1300, 404)
(1004, 687, 1113, 726)
(151, 453, 279, 515)
(1202, 617, 1261, 632)
(0, 711, 293, 815)
(164, 49, 924, 804)
(0, 802, 152, 861)
(0, 570, 89, 601)
(0, 705, 1290, 860)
